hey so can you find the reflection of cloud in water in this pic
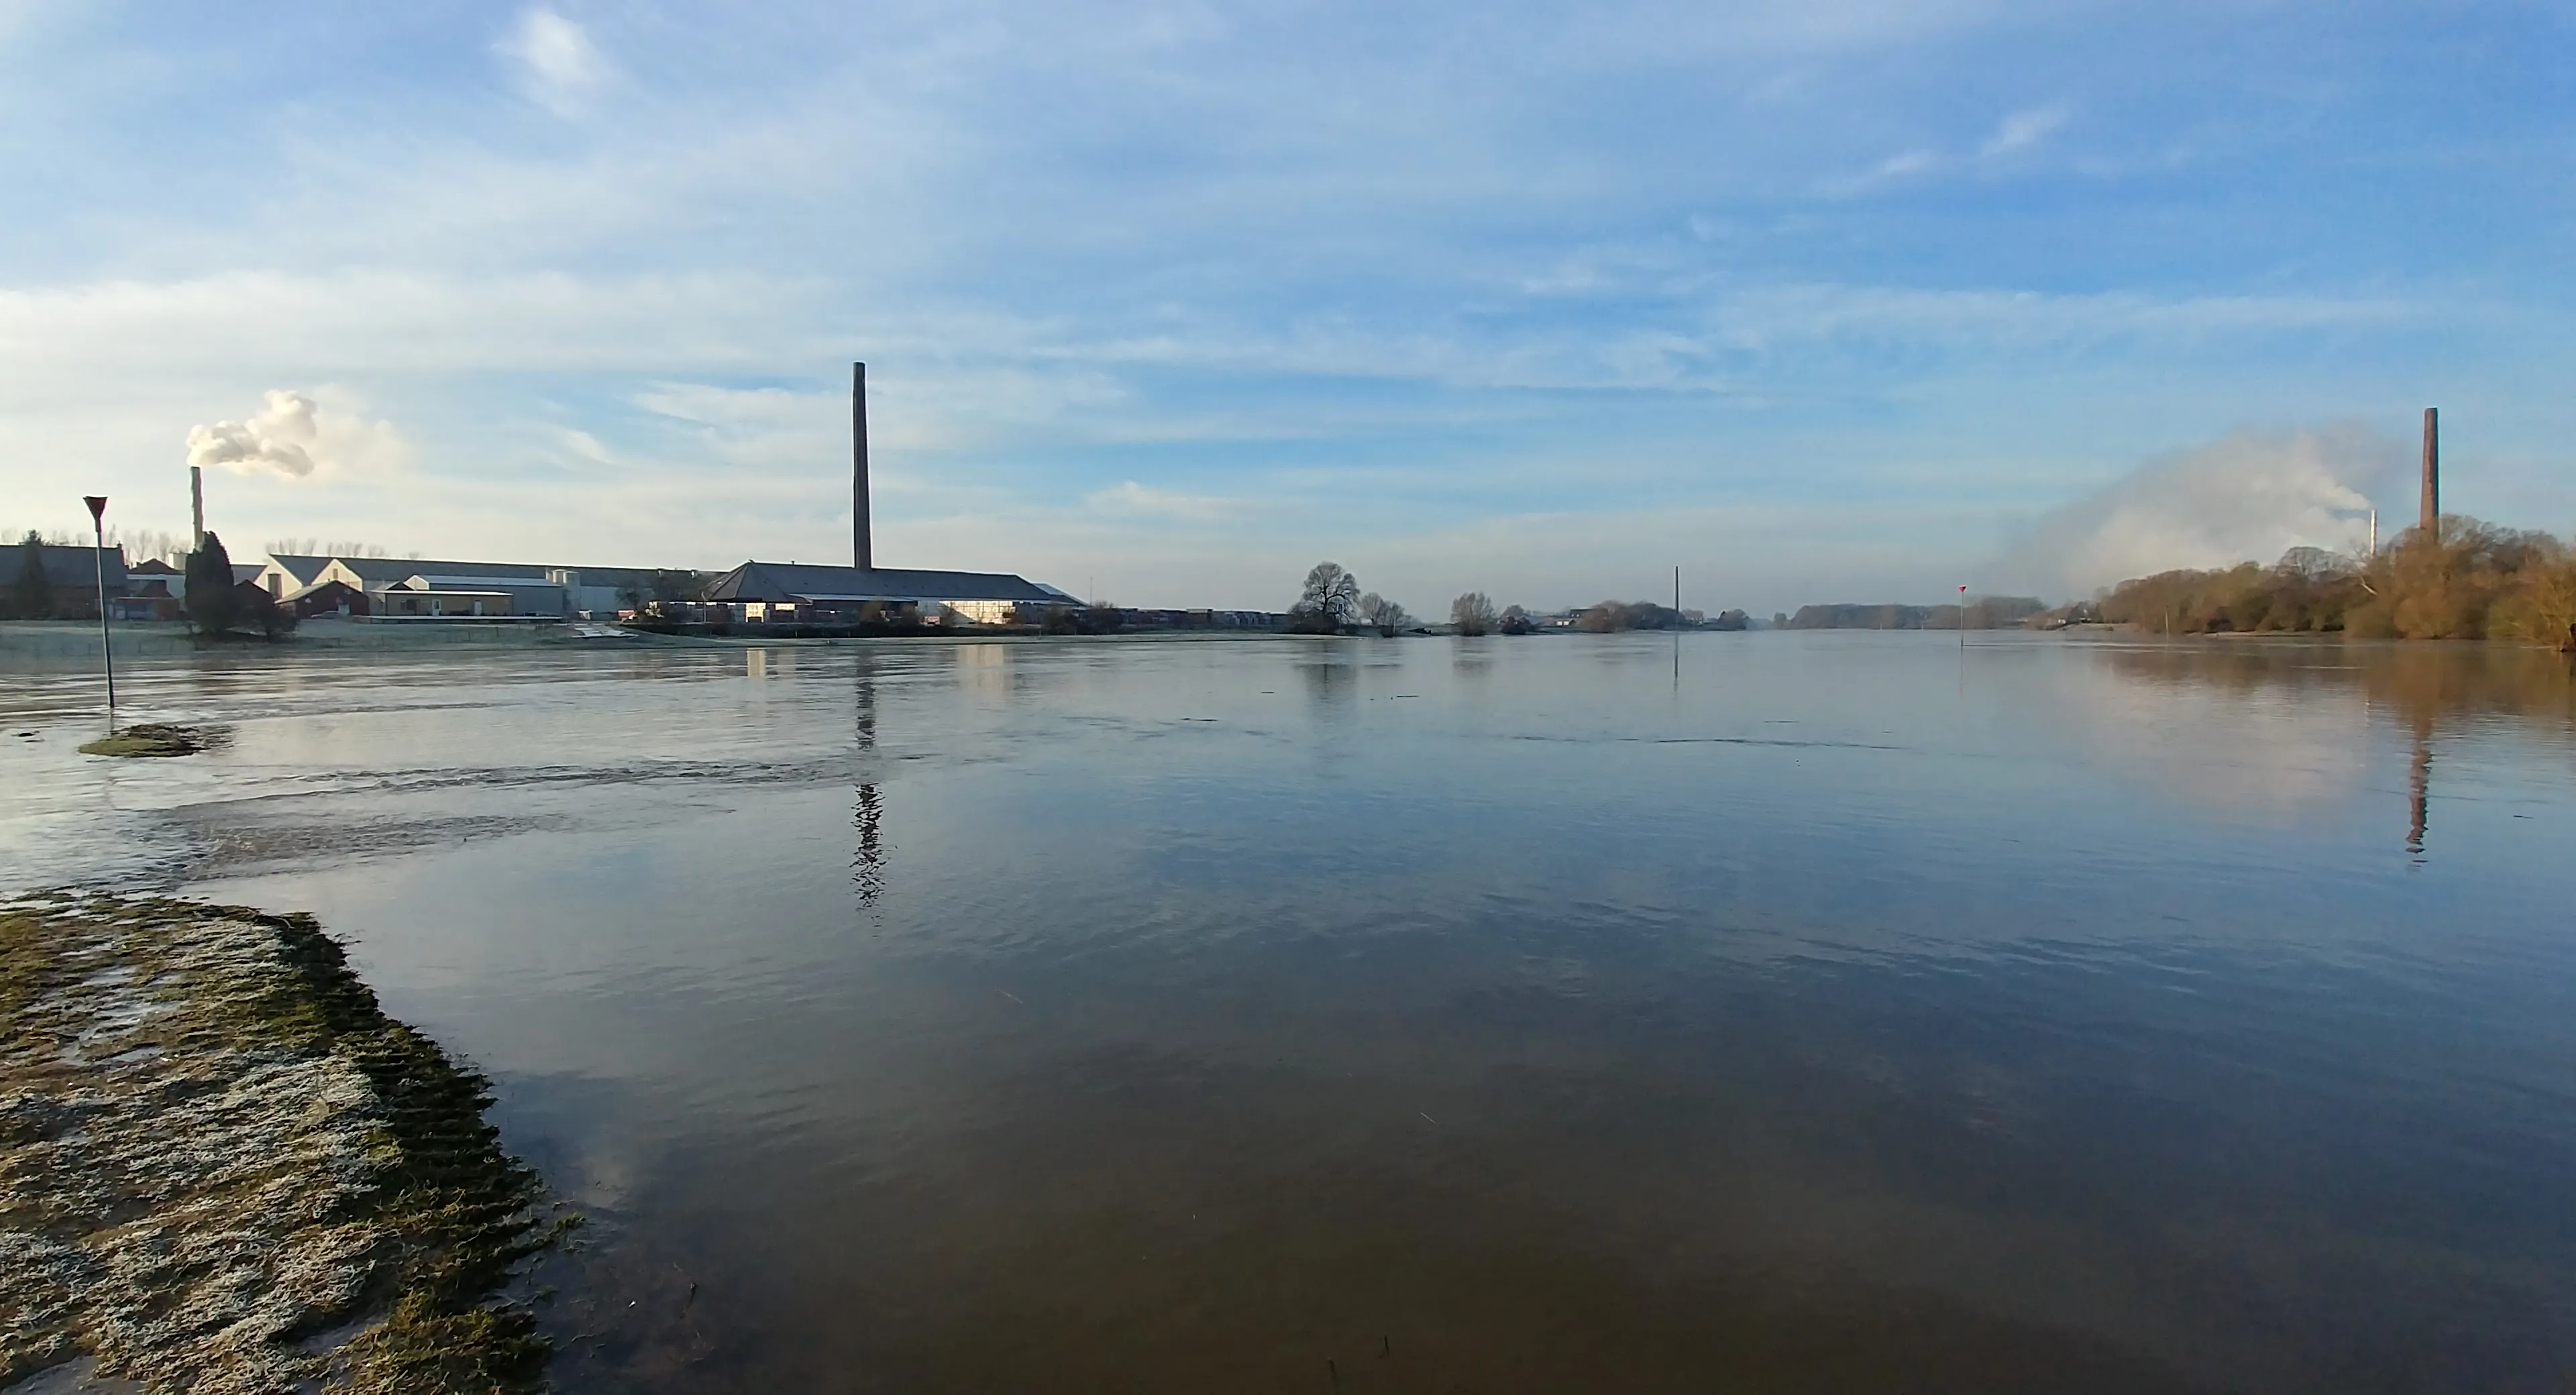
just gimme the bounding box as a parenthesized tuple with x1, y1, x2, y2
(2035, 639, 2575, 830)
(2031, 645, 2372, 823)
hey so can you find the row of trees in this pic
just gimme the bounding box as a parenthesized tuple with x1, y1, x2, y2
(1294, 565, 1752, 637)
(2098, 518, 2576, 645)
(1290, 563, 1416, 636)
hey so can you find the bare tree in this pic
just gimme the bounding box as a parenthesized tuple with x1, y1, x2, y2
(1355, 592, 1411, 636)
(1499, 604, 1534, 635)
(1451, 592, 1497, 636)
(1291, 561, 1361, 633)
(109, 528, 189, 567)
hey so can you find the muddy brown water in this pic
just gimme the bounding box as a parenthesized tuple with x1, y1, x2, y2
(6, 632, 2575, 1391)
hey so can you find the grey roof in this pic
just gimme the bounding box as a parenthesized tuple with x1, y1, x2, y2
(331, 555, 553, 585)
(231, 564, 266, 584)
(1, 545, 125, 590)
(282, 578, 363, 603)
(705, 561, 1065, 605)
(264, 555, 335, 585)
(320, 557, 663, 591)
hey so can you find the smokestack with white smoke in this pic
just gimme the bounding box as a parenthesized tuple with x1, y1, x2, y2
(1998, 426, 2400, 598)
(184, 389, 404, 481)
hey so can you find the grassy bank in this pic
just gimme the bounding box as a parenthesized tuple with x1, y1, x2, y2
(0, 897, 556, 1392)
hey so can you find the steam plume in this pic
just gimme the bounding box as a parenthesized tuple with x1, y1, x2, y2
(2000, 426, 2398, 598)
(185, 389, 402, 480)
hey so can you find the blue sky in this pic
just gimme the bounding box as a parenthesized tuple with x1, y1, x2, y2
(3, 0, 2570, 611)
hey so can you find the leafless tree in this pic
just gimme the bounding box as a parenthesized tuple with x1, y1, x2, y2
(1291, 561, 1361, 633)
(1355, 592, 1411, 636)
(1451, 592, 1497, 636)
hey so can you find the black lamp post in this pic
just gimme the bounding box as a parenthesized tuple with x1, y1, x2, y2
(84, 495, 114, 721)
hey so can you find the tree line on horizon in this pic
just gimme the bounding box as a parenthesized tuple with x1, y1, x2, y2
(2086, 516, 2576, 646)
(1291, 563, 1751, 636)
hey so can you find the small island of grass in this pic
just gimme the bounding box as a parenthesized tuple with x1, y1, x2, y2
(77, 723, 225, 758)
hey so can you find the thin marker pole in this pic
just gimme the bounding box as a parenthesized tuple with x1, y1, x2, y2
(85, 495, 115, 722)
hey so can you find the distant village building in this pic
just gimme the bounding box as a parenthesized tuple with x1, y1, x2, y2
(119, 557, 186, 620)
(1, 543, 125, 621)
(286, 579, 367, 620)
(371, 574, 567, 620)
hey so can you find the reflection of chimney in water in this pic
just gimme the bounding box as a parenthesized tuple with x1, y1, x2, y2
(2406, 719, 2432, 863)
(2420, 406, 2438, 544)
(852, 657, 885, 909)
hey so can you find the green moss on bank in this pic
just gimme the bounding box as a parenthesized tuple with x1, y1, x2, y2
(0, 896, 557, 1392)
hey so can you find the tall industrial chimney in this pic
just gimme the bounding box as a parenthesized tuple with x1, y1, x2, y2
(190, 465, 204, 551)
(2419, 406, 2438, 544)
(853, 361, 872, 571)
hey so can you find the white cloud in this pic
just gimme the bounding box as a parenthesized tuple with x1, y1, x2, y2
(497, 7, 612, 116)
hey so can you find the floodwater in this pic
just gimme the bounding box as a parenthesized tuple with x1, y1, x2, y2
(5, 632, 2575, 1392)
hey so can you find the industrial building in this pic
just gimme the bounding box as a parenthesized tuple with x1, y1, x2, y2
(254, 555, 661, 620)
(704, 363, 1077, 628)
(701, 561, 1075, 625)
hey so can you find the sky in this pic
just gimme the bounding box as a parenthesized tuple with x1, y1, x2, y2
(2, 0, 2571, 612)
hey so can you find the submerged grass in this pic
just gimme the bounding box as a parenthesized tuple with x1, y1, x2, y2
(0, 895, 556, 1392)
(76, 724, 226, 758)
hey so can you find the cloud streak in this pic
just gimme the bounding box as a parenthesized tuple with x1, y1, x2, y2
(1980, 105, 2069, 158)
(497, 7, 612, 116)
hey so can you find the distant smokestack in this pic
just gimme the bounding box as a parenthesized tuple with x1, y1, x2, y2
(190, 465, 204, 551)
(853, 362, 872, 571)
(2419, 406, 2438, 543)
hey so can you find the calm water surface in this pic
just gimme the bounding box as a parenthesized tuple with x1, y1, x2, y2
(5, 632, 2575, 1392)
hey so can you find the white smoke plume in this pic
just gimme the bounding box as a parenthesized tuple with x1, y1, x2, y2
(185, 389, 402, 481)
(1999, 425, 2401, 598)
